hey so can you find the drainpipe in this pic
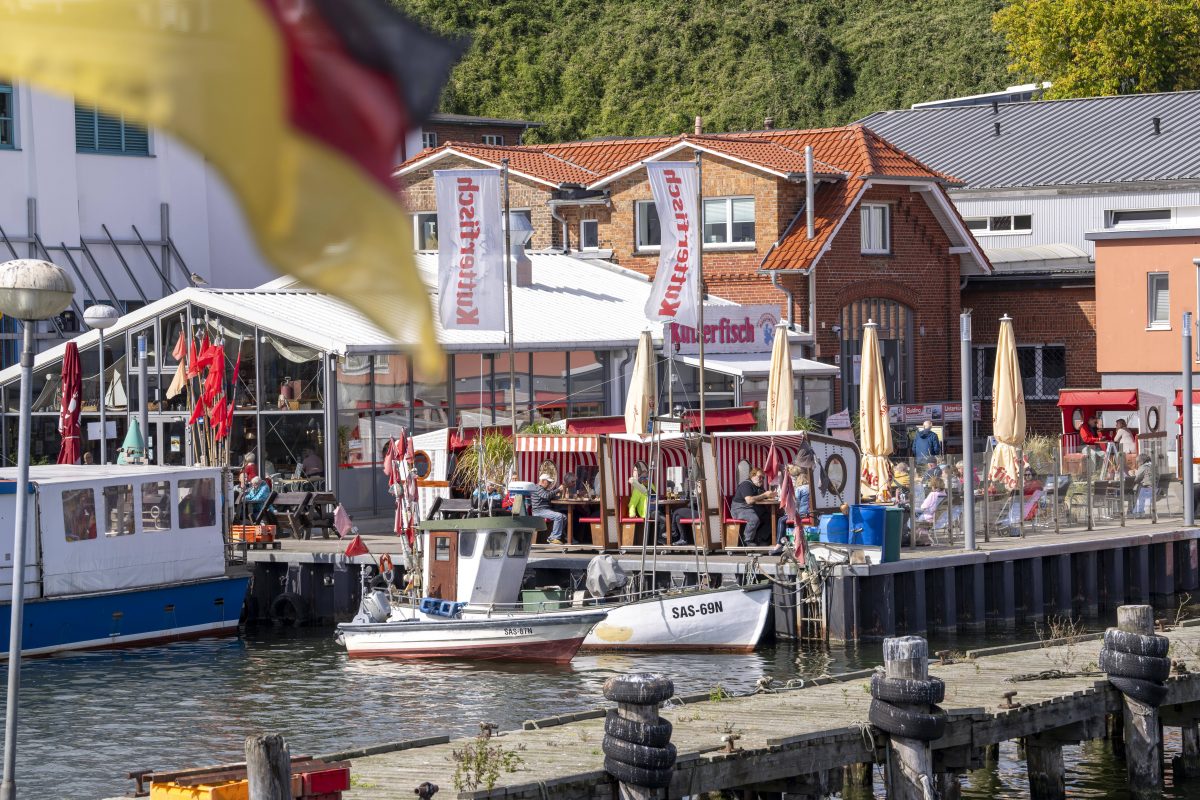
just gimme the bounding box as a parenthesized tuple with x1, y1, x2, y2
(616, 347, 635, 412)
(805, 146, 815, 240)
(770, 271, 795, 328)
(550, 204, 570, 253)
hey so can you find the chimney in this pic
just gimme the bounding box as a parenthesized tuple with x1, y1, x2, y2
(694, 116, 703, 136)
(1153, 116, 1162, 135)
(992, 101, 999, 114)
(764, 117, 775, 130)
(993, 121, 1001, 136)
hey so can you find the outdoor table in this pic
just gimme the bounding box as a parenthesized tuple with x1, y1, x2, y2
(657, 497, 687, 542)
(550, 497, 599, 545)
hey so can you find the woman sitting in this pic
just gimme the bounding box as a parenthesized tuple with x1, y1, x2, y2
(917, 476, 946, 524)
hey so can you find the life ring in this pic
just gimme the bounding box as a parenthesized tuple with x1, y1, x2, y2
(378, 554, 395, 583)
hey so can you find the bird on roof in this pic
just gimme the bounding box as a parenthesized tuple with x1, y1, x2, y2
(189, 272, 208, 286)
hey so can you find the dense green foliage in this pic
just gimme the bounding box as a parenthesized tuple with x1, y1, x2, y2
(396, 0, 1011, 141)
(994, 0, 1200, 98)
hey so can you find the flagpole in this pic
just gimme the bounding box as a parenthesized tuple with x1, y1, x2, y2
(502, 159, 518, 441)
(695, 150, 706, 434)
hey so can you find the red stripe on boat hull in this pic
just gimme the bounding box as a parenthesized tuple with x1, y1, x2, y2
(346, 635, 587, 664)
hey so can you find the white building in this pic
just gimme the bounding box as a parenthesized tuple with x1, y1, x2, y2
(0, 81, 276, 361)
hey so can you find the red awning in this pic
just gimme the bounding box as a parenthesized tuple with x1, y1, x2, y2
(565, 415, 625, 435)
(682, 406, 758, 432)
(1056, 389, 1139, 410)
(1174, 390, 1200, 409)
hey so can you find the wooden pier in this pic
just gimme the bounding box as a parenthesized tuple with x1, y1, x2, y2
(248, 611, 1200, 800)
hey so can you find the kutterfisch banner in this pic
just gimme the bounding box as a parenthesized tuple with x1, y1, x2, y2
(643, 161, 701, 329)
(435, 168, 506, 331)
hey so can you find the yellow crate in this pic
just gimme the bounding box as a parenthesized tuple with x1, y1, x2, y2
(150, 780, 248, 800)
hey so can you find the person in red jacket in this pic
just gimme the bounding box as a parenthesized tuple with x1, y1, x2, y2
(1077, 414, 1105, 445)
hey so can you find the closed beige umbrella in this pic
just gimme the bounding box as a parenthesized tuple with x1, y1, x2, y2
(625, 330, 657, 436)
(989, 314, 1025, 488)
(766, 322, 794, 432)
(858, 320, 894, 496)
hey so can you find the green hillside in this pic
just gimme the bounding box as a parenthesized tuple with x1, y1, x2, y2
(396, 0, 1012, 141)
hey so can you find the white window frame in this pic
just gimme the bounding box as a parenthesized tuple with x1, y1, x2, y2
(1108, 208, 1171, 229)
(963, 214, 1033, 236)
(860, 203, 890, 255)
(579, 219, 599, 251)
(702, 196, 756, 248)
(413, 212, 438, 252)
(421, 131, 437, 149)
(635, 200, 661, 252)
(1147, 272, 1171, 330)
(481, 134, 504, 146)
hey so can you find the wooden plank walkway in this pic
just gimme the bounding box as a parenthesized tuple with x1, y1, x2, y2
(332, 621, 1200, 800)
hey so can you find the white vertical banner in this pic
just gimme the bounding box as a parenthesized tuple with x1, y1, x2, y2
(643, 161, 701, 329)
(435, 169, 505, 331)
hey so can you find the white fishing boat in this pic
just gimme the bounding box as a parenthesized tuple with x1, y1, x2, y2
(336, 517, 606, 663)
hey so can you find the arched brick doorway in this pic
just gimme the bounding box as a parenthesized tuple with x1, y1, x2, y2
(840, 298, 914, 411)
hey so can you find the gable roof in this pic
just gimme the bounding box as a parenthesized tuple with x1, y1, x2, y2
(859, 90, 1200, 189)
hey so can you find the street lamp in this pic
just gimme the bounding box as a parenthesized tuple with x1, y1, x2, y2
(83, 305, 119, 465)
(0, 259, 75, 800)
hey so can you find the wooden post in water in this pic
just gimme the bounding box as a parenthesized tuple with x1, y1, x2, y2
(936, 771, 962, 800)
(1117, 605, 1163, 798)
(882, 636, 935, 800)
(1025, 739, 1065, 800)
(245, 734, 291, 800)
(1174, 722, 1200, 779)
(842, 762, 873, 797)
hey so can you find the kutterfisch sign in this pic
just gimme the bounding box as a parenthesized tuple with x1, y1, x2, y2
(644, 161, 701, 329)
(434, 169, 505, 331)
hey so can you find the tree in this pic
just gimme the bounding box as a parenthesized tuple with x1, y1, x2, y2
(994, 0, 1200, 98)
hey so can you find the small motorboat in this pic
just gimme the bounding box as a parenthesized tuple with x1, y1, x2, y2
(336, 517, 607, 663)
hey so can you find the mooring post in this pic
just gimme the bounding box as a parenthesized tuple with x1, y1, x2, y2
(245, 734, 291, 800)
(936, 770, 962, 800)
(1116, 605, 1164, 797)
(602, 673, 676, 800)
(984, 743, 1000, 765)
(879, 636, 938, 800)
(842, 761, 873, 797)
(1025, 739, 1066, 800)
(1173, 722, 1200, 780)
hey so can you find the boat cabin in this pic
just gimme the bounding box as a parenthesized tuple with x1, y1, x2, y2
(0, 465, 225, 602)
(418, 517, 543, 606)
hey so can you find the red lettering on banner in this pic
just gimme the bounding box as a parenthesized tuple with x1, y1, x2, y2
(658, 169, 693, 319)
(455, 177, 482, 326)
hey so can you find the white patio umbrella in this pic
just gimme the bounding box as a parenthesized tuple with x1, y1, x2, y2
(624, 329, 657, 436)
(989, 314, 1026, 488)
(765, 322, 794, 432)
(858, 320, 894, 496)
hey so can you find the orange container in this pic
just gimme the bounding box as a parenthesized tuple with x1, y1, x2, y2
(231, 524, 276, 543)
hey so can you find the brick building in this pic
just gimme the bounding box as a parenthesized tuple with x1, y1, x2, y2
(396, 124, 991, 424)
(405, 113, 542, 160)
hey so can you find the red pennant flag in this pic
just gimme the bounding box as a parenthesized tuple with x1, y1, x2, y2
(188, 395, 208, 426)
(187, 334, 200, 378)
(171, 331, 186, 361)
(764, 444, 782, 485)
(344, 534, 370, 557)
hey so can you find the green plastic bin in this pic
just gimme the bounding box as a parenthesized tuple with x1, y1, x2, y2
(521, 586, 567, 610)
(882, 507, 904, 563)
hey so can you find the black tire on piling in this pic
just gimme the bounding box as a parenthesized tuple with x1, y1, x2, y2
(602, 673, 675, 705)
(604, 710, 673, 748)
(269, 591, 309, 627)
(868, 699, 947, 741)
(1108, 675, 1169, 707)
(1099, 649, 1171, 683)
(602, 738, 677, 769)
(603, 757, 673, 789)
(870, 673, 946, 705)
(1103, 628, 1170, 658)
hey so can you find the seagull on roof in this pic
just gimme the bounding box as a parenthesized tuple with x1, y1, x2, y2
(189, 272, 208, 286)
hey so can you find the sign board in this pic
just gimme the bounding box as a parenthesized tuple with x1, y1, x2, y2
(826, 408, 852, 430)
(86, 421, 117, 440)
(667, 304, 782, 355)
(942, 402, 982, 422)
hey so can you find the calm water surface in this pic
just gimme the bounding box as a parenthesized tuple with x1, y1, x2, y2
(0, 629, 1197, 799)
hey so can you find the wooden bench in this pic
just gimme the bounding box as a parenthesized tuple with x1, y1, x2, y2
(300, 492, 339, 539)
(272, 491, 313, 539)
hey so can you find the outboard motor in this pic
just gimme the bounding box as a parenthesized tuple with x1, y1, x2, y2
(585, 554, 628, 598)
(355, 589, 392, 624)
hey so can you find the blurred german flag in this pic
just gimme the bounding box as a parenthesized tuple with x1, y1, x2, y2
(0, 0, 464, 374)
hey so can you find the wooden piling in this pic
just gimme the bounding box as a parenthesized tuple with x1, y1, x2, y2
(936, 771, 962, 800)
(984, 742, 1000, 765)
(1117, 605, 1163, 798)
(882, 636, 936, 800)
(245, 734, 291, 800)
(842, 761, 873, 797)
(1173, 722, 1200, 780)
(1025, 741, 1065, 800)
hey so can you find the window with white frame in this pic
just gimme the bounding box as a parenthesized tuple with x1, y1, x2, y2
(635, 201, 661, 249)
(579, 219, 599, 250)
(414, 212, 438, 251)
(974, 344, 1066, 400)
(421, 131, 437, 149)
(1108, 208, 1170, 228)
(482, 134, 504, 146)
(0, 83, 14, 149)
(860, 204, 890, 254)
(964, 214, 1032, 234)
(1147, 272, 1170, 329)
(702, 197, 755, 245)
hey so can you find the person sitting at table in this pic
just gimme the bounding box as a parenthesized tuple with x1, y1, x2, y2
(1131, 453, 1154, 515)
(775, 464, 812, 545)
(300, 448, 324, 479)
(240, 452, 258, 489)
(244, 475, 276, 524)
(891, 463, 912, 503)
(670, 479, 703, 546)
(531, 473, 566, 544)
(1022, 467, 1044, 496)
(628, 465, 668, 544)
(730, 467, 776, 547)
(922, 460, 942, 485)
(917, 476, 946, 524)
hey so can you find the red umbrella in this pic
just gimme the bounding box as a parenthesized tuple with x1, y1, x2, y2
(57, 342, 82, 464)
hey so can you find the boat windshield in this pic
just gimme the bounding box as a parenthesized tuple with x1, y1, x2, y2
(459, 531, 476, 558)
(506, 530, 531, 557)
(482, 531, 507, 558)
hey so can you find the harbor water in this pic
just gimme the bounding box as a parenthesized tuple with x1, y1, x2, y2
(0, 628, 1196, 799)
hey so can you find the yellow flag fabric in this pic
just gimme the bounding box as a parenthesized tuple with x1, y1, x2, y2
(0, 1, 441, 374)
(766, 323, 794, 433)
(625, 331, 656, 437)
(989, 316, 1026, 488)
(858, 322, 894, 496)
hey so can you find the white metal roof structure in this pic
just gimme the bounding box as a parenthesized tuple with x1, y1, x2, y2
(675, 352, 840, 379)
(0, 252, 739, 385)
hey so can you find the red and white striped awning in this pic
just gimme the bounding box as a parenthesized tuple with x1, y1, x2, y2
(607, 433, 695, 496)
(514, 434, 600, 482)
(712, 431, 814, 490)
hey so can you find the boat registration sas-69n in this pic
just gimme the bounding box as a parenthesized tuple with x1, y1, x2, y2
(670, 600, 724, 619)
